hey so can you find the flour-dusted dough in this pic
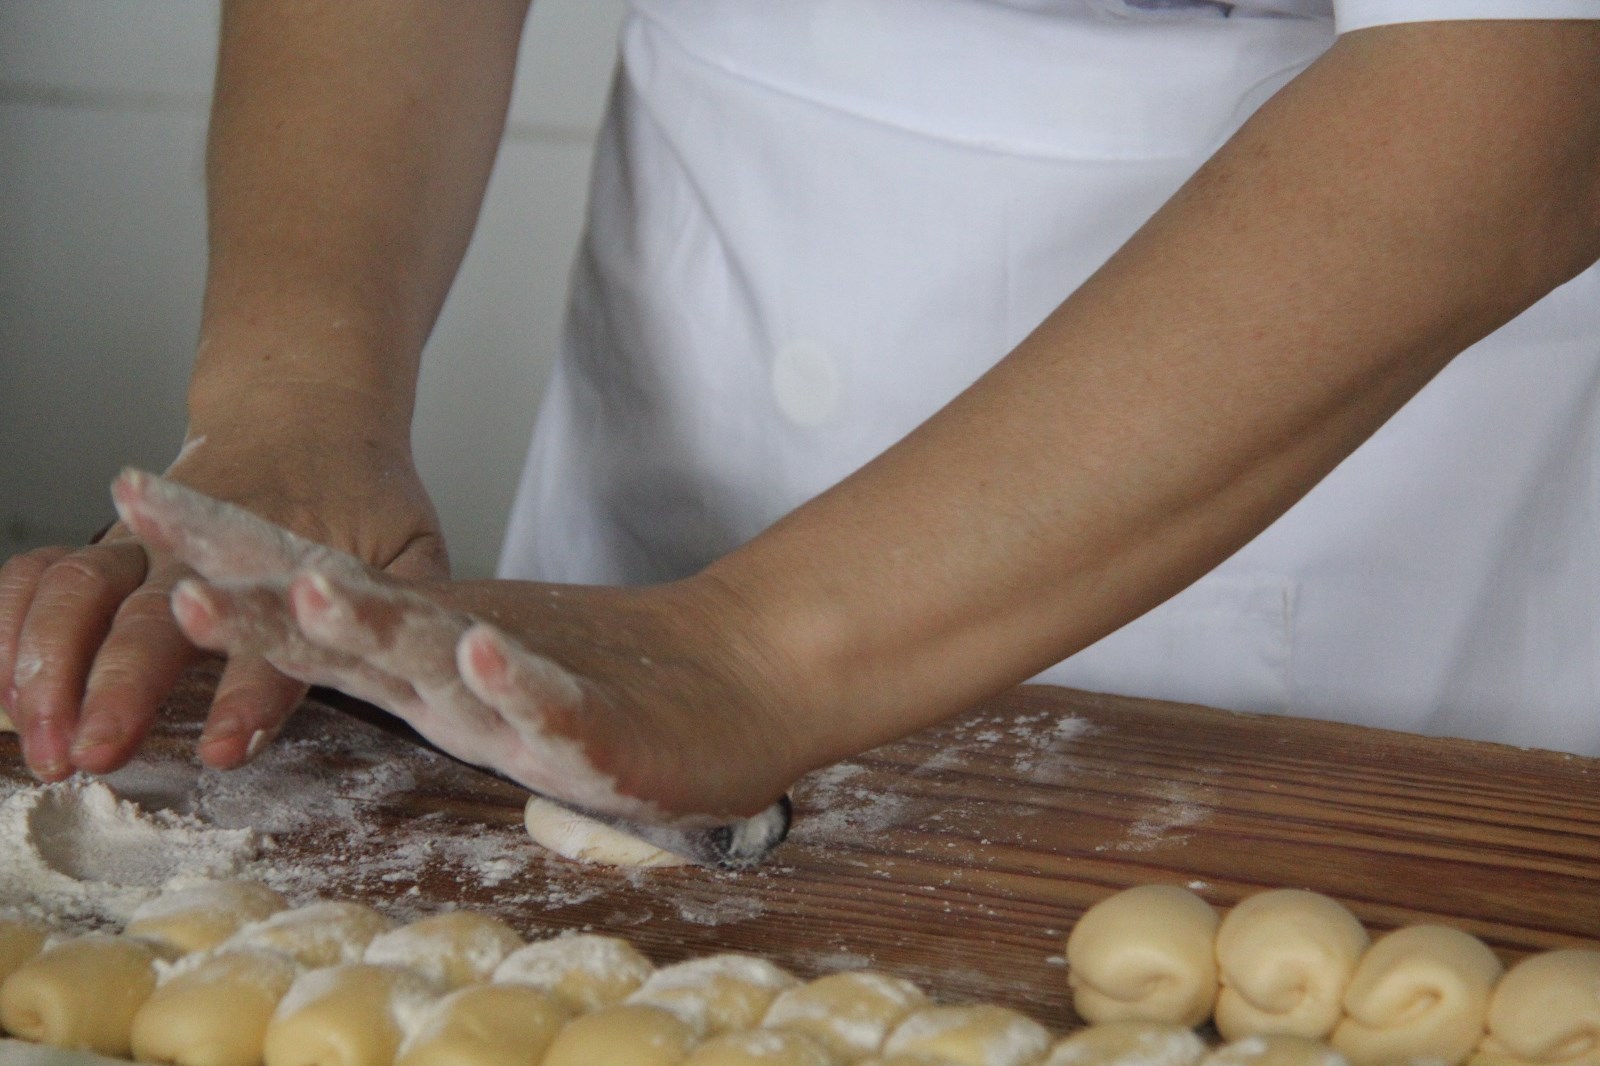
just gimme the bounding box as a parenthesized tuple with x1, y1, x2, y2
(364, 910, 524, 989)
(0, 919, 48, 985)
(263, 962, 440, 1066)
(1045, 1021, 1208, 1066)
(222, 900, 394, 968)
(126, 879, 289, 955)
(493, 933, 656, 1012)
(628, 953, 800, 1036)
(684, 1028, 838, 1066)
(1214, 890, 1369, 1040)
(0, 934, 170, 1057)
(882, 1004, 1054, 1066)
(1331, 924, 1503, 1065)
(1473, 949, 1600, 1066)
(394, 983, 571, 1066)
(540, 1003, 699, 1066)
(762, 970, 927, 1061)
(1066, 885, 1220, 1027)
(1202, 1035, 1351, 1066)
(130, 947, 300, 1066)
(523, 796, 687, 867)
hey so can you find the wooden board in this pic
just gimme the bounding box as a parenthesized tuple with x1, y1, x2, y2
(2, 668, 1597, 1033)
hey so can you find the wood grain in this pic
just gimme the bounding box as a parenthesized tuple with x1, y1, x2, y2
(1, 671, 1595, 1033)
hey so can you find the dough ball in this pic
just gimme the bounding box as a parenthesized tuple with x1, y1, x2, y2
(0, 918, 50, 985)
(126, 879, 289, 955)
(263, 962, 440, 1066)
(1331, 924, 1503, 1065)
(541, 1003, 699, 1066)
(364, 910, 524, 989)
(628, 954, 800, 1036)
(1066, 885, 1220, 1027)
(1044, 1021, 1207, 1066)
(130, 947, 300, 1066)
(684, 1028, 839, 1065)
(882, 1004, 1054, 1066)
(395, 983, 571, 1066)
(762, 970, 927, 1061)
(0, 933, 168, 1057)
(1202, 1036, 1350, 1066)
(524, 796, 688, 867)
(222, 901, 394, 968)
(1475, 949, 1600, 1066)
(1214, 890, 1369, 1040)
(493, 933, 656, 1012)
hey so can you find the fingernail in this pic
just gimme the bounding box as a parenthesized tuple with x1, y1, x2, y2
(243, 729, 270, 761)
(25, 723, 70, 781)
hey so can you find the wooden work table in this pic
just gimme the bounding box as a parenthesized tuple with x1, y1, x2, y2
(1, 669, 1596, 1033)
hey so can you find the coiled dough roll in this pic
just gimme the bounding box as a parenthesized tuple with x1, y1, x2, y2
(262, 962, 440, 1066)
(1045, 1021, 1208, 1066)
(126, 880, 288, 955)
(1214, 890, 1369, 1039)
(363, 910, 524, 989)
(1472, 949, 1600, 1066)
(130, 947, 301, 1066)
(1202, 1035, 1351, 1066)
(881, 1004, 1053, 1066)
(493, 934, 655, 1013)
(1066, 885, 1220, 1026)
(684, 1029, 838, 1066)
(762, 970, 927, 1061)
(627, 954, 800, 1036)
(541, 1004, 699, 1066)
(0, 934, 170, 1057)
(1331, 924, 1503, 1065)
(394, 983, 571, 1066)
(221, 901, 394, 969)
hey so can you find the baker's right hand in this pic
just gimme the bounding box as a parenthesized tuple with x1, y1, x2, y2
(0, 406, 448, 782)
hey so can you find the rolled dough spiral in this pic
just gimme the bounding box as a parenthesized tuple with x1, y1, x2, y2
(363, 911, 524, 989)
(881, 1004, 1054, 1066)
(627, 953, 800, 1036)
(1045, 1020, 1208, 1066)
(130, 947, 300, 1066)
(540, 1003, 699, 1066)
(762, 970, 928, 1061)
(0, 934, 169, 1057)
(684, 1028, 838, 1066)
(1213, 890, 1369, 1039)
(1066, 885, 1221, 1027)
(1202, 1035, 1352, 1066)
(493, 933, 656, 1012)
(222, 901, 394, 969)
(1331, 924, 1503, 1065)
(523, 796, 687, 867)
(263, 962, 440, 1066)
(126, 879, 289, 955)
(1474, 949, 1600, 1066)
(394, 983, 571, 1066)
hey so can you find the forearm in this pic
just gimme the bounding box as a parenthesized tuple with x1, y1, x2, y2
(711, 21, 1600, 765)
(191, 0, 530, 435)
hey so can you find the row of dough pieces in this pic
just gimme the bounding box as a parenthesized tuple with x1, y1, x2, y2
(0, 878, 1328, 1066)
(1066, 884, 1600, 1066)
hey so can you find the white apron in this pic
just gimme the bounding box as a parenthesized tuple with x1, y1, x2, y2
(501, 0, 1600, 755)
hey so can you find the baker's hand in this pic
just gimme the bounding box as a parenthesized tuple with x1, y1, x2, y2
(0, 431, 447, 782)
(112, 471, 806, 825)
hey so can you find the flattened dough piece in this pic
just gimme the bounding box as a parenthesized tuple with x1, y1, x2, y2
(523, 796, 687, 867)
(131, 947, 300, 1066)
(364, 910, 524, 989)
(684, 1029, 838, 1066)
(541, 1004, 698, 1066)
(222, 901, 394, 968)
(395, 983, 571, 1066)
(1202, 1036, 1350, 1066)
(493, 933, 656, 1012)
(263, 962, 439, 1066)
(0, 919, 49, 985)
(882, 1004, 1053, 1066)
(1066, 885, 1220, 1027)
(1045, 1021, 1208, 1066)
(1474, 949, 1600, 1066)
(126, 880, 288, 955)
(628, 954, 800, 1036)
(1331, 924, 1502, 1066)
(0, 934, 168, 1057)
(763, 970, 927, 1061)
(1214, 890, 1369, 1040)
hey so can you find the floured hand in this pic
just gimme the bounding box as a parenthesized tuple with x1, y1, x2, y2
(113, 471, 807, 825)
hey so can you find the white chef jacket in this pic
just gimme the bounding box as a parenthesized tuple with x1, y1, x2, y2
(500, 1, 1600, 754)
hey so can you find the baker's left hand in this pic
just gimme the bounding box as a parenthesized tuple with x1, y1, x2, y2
(111, 469, 811, 826)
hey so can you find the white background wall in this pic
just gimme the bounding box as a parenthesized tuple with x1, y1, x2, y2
(0, 0, 630, 577)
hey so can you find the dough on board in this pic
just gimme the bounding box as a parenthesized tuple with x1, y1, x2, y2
(126, 879, 289, 955)
(395, 983, 571, 1066)
(762, 970, 928, 1061)
(1045, 1020, 1208, 1066)
(1066, 885, 1221, 1027)
(684, 1028, 837, 1066)
(540, 1003, 698, 1066)
(130, 947, 300, 1066)
(881, 1003, 1054, 1066)
(627, 953, 800, 1036)
(1213, 889, 1369, 1040)
(493, 933, 656, 1013)
(0, 934, 170, 1058)
(522, 796, 688, 867)
(263, 962, 439, 1066)
(221, 900, 394, 969)
(1331, 924, 1503, 1066)
(1202, 1034, 1352, 1066)
(363, 910, 524, 989)
(1475, 949, 1600, 1066)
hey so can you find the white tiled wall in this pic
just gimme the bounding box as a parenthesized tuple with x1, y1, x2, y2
(0, 0, 630, 577)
